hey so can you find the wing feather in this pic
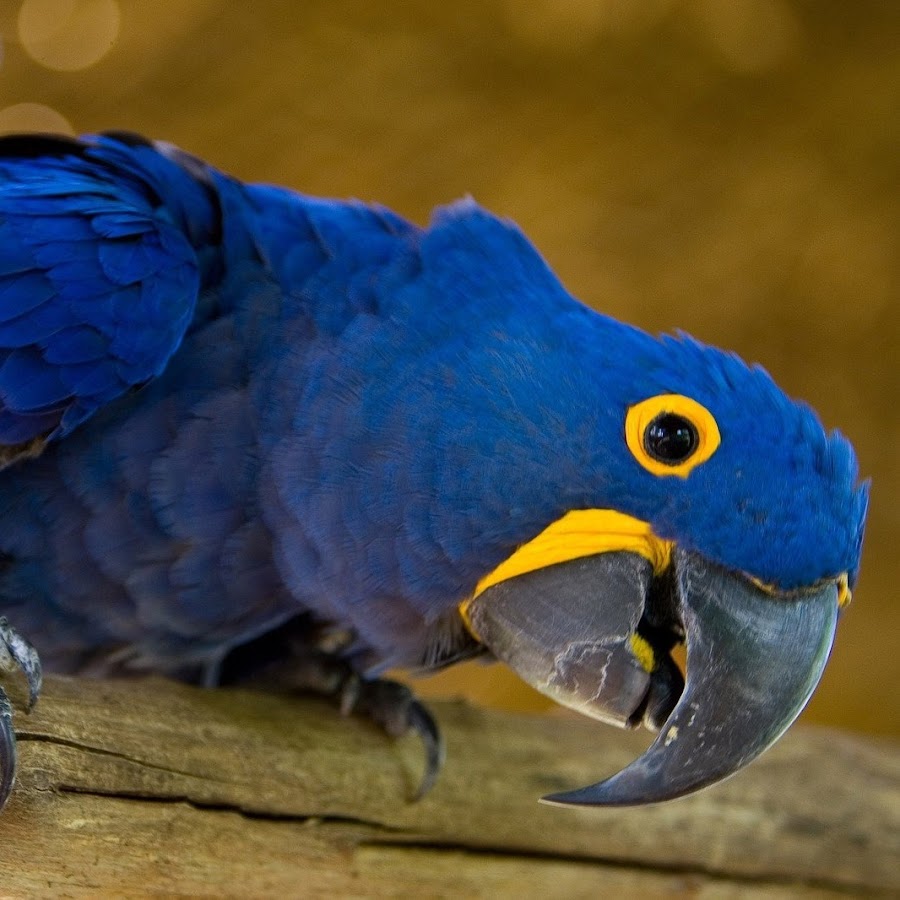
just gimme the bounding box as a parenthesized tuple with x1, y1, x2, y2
(0, 135, 201, 454)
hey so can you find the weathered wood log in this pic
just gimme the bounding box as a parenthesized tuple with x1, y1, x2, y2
(0, 675, 896, 897)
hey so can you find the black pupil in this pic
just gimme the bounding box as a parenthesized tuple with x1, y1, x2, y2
(643, 413, 698, 464)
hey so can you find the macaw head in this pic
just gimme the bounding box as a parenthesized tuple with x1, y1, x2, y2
(436, 204, 870, 806)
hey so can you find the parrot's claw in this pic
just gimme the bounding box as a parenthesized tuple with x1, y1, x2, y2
(406, 697, 444, 800)
(0, 689, 15, 811)
(339, 675, 445, 800)
(0, 617, 43, 810)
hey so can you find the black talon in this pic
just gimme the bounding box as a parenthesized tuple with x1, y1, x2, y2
(406, 698, 445, 800)
(0, 689, 16, 810)
(0, 618, 42, 810)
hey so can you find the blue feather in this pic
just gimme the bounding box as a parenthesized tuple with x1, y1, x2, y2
(0, 136, 205, 443)
(42, 327, 108, 365)
(0, 271, 56, 320)
(0, 347, 71, 409)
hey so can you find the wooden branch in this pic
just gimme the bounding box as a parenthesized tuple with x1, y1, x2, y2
(0, 675, 896, 897)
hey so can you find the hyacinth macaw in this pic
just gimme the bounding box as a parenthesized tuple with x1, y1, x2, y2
(0, 132, 867, 811)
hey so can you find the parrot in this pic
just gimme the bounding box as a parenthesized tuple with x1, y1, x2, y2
(0, 132, 868, 811)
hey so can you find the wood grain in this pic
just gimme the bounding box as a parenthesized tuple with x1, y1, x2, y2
(0, 675, 897, 897)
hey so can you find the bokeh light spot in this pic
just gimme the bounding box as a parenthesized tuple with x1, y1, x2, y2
(0, 103, 74, 135)
(18, 0, 121, 72)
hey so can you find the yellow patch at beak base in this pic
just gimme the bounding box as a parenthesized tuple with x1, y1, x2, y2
(459, 509, 674, 639)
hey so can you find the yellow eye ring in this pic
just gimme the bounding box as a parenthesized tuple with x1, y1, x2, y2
(625, 394, 720, 478)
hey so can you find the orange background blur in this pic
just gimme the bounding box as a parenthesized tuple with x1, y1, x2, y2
(0, 1, 896, 736)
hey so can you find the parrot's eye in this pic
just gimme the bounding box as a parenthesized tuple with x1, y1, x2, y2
(625, 394, 720, 478)
(644, 413, 697, 464)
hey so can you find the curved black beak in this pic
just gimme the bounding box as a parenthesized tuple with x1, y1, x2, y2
(465, 547, 840, 806)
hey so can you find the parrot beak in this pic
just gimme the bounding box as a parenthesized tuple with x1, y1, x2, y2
(464, 546, 840, 806)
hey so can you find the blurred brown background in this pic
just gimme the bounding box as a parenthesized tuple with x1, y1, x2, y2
(0, 0, 896, 736)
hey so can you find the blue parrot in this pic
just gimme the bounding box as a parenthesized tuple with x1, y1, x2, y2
(0, 133, 868, 810)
